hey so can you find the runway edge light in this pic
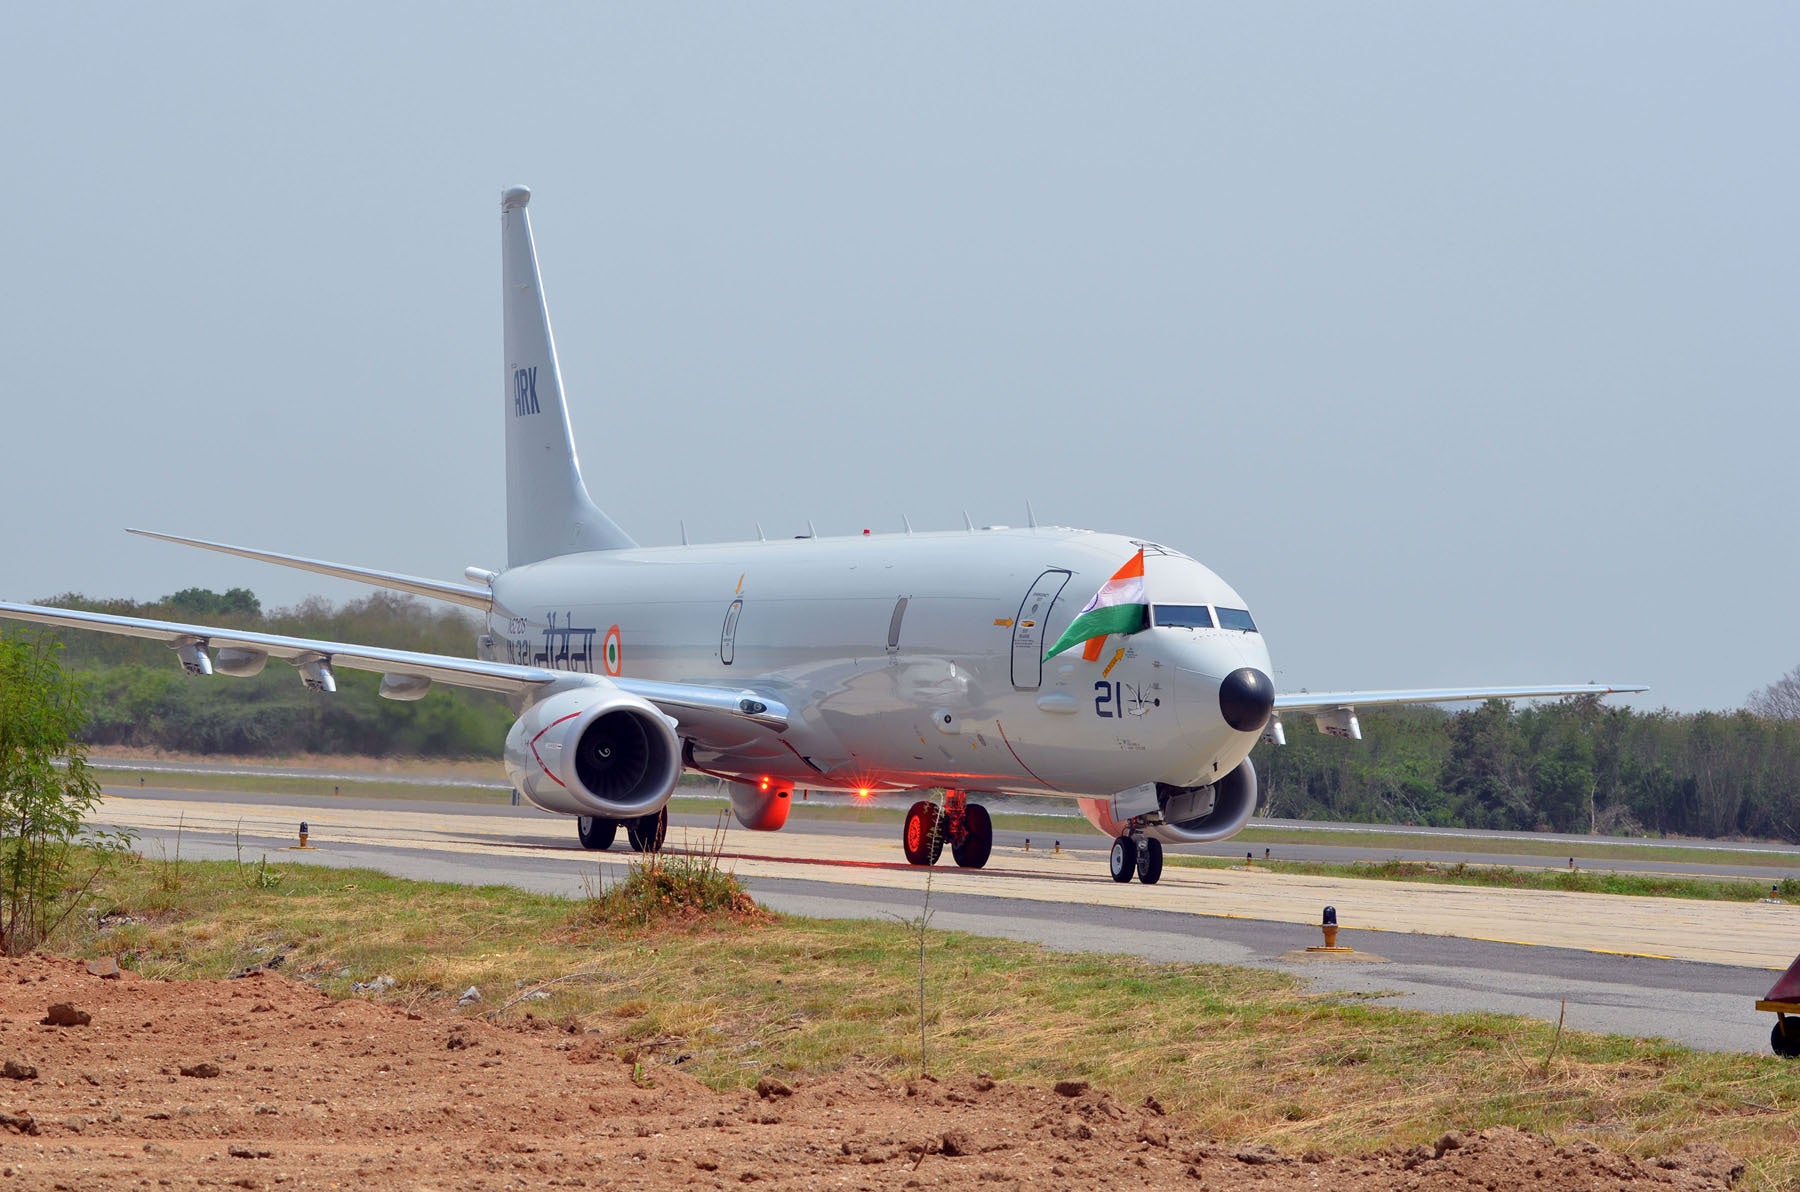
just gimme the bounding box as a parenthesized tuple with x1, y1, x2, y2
(1307, 904, 1354, 954)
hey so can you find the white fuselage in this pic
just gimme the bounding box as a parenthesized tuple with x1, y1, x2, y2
(485, 526, 1273, 800)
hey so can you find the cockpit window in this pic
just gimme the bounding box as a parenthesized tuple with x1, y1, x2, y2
(1216, 607, 1258, 633)
(1151, 605, 1215, 629)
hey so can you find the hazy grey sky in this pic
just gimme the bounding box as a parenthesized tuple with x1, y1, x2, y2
(4, 4, 1795, 712)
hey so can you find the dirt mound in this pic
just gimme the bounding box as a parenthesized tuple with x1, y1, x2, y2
(0, 956, 1741, 1189)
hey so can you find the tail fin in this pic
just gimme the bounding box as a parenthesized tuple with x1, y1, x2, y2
(501, 186, 635, 566)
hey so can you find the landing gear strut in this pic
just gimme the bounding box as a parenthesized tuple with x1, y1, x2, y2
(1109, 833, 1163, 885)
(902, 791, 993, 869)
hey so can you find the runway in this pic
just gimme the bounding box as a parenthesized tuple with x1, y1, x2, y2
(95, 784, 1800, 1056)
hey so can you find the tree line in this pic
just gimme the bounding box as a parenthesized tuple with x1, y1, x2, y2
(1256, 695, 1800, 842)
(30, 589, 511, 758)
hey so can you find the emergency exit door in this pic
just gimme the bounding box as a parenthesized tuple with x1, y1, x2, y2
(1011, 569, 1071, 689)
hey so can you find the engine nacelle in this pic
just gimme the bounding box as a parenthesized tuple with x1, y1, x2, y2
(503, 685, 682, 819)
(728, 779, 792, 832)
(1077, 758, 1260, 844)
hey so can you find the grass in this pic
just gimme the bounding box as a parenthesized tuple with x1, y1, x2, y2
(57, 845, 1800, 1189)
(1233, 826, 1800, 870)
(1169, 855, 1800, 903)
(97, 766, 513, 804)
(575, 819, 767, 931)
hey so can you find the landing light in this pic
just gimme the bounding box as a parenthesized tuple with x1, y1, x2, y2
(856, 788, 871, 799)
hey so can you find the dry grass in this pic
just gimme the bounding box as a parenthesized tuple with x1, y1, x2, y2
(62, 850, 1800, 1190)
(572, 817, 768, 932)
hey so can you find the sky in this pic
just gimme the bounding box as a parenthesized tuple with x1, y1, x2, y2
(2, 4, 1795, 713)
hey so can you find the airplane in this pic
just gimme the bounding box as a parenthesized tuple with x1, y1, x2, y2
(0, 187, 1646, 886)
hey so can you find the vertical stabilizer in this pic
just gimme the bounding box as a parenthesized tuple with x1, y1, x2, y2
(501, 186, 635, 566)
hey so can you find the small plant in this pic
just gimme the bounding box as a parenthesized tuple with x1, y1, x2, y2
(891, 791, 948, 1079)
(248, 855, 282, 890)
(575, 814, 764, 931)
(152, 812, 186, 895)
(231, 820, 282, 890)
(0, 630, 135, 953)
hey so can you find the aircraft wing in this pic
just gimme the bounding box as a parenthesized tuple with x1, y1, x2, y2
(0, 601, 788, 733)
(1274, 684, 1646, 713)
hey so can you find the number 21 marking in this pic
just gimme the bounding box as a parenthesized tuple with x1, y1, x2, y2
(1095, 681, 1118, 718)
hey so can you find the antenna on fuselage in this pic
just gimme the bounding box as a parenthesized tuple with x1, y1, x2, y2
(902, 514, 913, 535)
(679, 520, 689, 546)
(962, 510, 975, 532)
(1026, 500, 1038, 529)
(807, 519, 817, 538)
(755, 522, 766, 542)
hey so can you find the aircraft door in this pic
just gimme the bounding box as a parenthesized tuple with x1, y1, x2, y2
(720, 599, 743, 666)
(1011, 569, 1071, 689)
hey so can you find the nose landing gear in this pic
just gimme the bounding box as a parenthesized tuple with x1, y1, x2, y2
(902, 790, 993, 869)
(1109, 832, 1163, 884)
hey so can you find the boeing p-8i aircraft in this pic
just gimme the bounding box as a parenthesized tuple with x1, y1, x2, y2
(0, 188, 1645, 885)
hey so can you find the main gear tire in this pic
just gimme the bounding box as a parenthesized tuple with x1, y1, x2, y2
(576, 816, 617, 851)
(1136, 837, 1164, 885)
(903, 801, 946, 866)
(625, 807, 668, 853)
(950, 803, 994, 869)
(1110, 836, 1138, 883)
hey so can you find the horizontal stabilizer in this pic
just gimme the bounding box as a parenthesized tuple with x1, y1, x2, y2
(128, 528, 491, 611)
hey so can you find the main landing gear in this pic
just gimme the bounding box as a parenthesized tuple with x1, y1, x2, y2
(576, 807, 668, 854)
(1109, 834, 1164, 885)
(903, 790, 993, 869)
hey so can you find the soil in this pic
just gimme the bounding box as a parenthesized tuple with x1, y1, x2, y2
(0, 957, 1744, 1191)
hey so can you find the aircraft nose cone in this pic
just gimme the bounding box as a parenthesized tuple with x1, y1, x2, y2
(1218, 667, 1275, 733)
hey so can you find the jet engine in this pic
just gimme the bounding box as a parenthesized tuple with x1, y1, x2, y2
(503, 685, 682, 820)
(1077, 758, 1260, 844)
(727, 779, 792, 832)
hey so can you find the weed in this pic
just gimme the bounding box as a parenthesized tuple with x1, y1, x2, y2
(228, 820, 283, 891)
(151, 813, 185, 895)
(575, 816, 765, 932)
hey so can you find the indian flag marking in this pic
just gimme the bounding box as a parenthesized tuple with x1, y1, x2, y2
(1043, 550, 1148, 662)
